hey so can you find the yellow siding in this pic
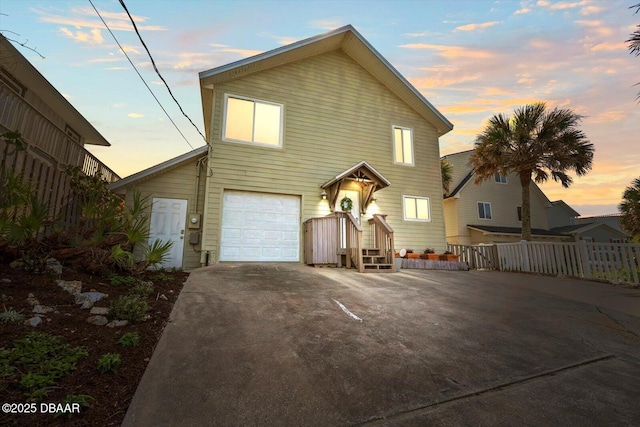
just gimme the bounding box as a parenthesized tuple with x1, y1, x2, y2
(202, 50, 447, 261)
(121, 160, 207, 270)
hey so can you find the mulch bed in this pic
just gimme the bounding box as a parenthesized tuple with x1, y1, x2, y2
(0, 262, 188, 426)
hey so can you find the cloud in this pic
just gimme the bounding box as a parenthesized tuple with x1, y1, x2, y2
(409, 74, 480, 88)
(591, 110, 626, 123)
(590, 42, 626, 52)
(399, 43, 495, 59)
(454, 21, 500, 32)
(32, 6, 166, 32)
(59, 27, 104, 44)
(536, 0, 582, 11)
(309, 19, 343, 30)
(128, 113, 144, 118)
(515, 7, 531, 15)
(220, 48, 263, 56)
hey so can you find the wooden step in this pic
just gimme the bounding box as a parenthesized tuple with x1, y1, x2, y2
(362, 248, 382, 256)
(363, 263, 394, 273)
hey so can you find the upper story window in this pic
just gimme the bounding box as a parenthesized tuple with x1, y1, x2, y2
(494, 173, 507, 184)
(223, 94, 283, 148)
(0, 66, 26, 96)
(478, 202, 492, 220)
(65, 125, 81, 143)
(403, 195, 430, 222)
(392, 126, 414, 166)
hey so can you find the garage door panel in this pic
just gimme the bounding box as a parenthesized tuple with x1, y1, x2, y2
(220, 191, 300, 262)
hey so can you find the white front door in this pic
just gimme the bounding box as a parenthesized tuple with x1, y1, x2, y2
(149, 198, 187, 269)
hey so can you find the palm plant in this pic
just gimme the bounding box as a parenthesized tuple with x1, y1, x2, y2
(441, 160, 453, 196)
(628, 3, 640, 99)
(470, 102, 594, 241)
(619, 177, 640, 242)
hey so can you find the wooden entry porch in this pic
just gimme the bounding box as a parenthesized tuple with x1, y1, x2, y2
(304, 212, 396, 273)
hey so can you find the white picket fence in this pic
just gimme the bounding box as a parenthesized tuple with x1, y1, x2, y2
(496, 241, 640, 285)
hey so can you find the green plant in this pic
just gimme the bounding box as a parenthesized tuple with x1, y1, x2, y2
(109, 244, 136, 270)
(129, 280, 154, 298)
(153, 271, 172, 281)
(109, 295, 148, 323)
(340, 196, 353, 212)
(0, 307, 25, 323)
(118, 332, 141, 347)
(97, 353, 121, 373)
(0, 332, 87, 401)
(144, 239, 173, 270)
(423, 248, 435, 254)
(107, 273, 137, 287)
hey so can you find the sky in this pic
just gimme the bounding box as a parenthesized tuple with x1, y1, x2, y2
(0, 0, 638, 216)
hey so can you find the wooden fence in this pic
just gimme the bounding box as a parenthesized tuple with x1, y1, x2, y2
(496, 241, 640, 286)
(447, 243, 499, 270)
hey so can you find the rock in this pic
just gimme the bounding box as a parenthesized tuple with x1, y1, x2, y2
(1, 278, 11, 283)
(159, 294, 168, 301)
(26, 293, 40, 307)
(57, 280, 82, 295)
(32, 305, 54, 314)
(75, 292, 105, 309)
(46, 258, 63, 275)
(106, 320, 128, 328)
(86, 315, 108, 326)
(90, 307, 109, 316)
(24, 316, 42, 327)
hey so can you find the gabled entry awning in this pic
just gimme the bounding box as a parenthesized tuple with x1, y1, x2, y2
(321, 161, 390, 213)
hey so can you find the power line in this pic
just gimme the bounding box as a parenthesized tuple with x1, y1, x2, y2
(88, 0, 195, 150)
(118, 0, 207, 143)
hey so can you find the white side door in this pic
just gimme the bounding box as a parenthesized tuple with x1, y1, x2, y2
(149, 198, 187, 269)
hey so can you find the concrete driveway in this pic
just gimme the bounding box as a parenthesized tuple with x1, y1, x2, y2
(123, 264, 640, 426)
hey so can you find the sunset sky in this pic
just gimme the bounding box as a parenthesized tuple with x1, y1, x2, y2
(1, 0, 638, 215)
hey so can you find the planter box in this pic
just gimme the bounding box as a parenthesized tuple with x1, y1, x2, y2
(406, 253, 420, 259)
(439, 254, 460, 261)
(419, 254, 440, 260)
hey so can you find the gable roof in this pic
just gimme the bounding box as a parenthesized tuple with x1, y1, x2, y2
(0, 35, 110, 147)
(321, 160, 390, 189)
(108, 146, 209, 191)
(550, 222, 627, 237)
(199, 25, 453, 138)
(550, 200, 580, 217)
(468, 225, 566, 237)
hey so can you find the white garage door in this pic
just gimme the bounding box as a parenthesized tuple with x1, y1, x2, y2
(220, 191, 300, 262)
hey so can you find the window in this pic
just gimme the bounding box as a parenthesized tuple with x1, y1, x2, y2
(393, 126, 413, 166)
(517, 206, 522, 222)
(0, 67, 26, 96)
(494, 173, 507, 184)
(65, 125, 81, 143)
(223, 94, 283, 147)
(403, 196, 430, 221)
(478, 202, 492, 220)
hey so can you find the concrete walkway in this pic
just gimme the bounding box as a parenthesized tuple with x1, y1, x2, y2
(123, 265, 640, 426)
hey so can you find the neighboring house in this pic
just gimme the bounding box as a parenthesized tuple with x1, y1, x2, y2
(547, 205, 628, 243)
(111, 25, 453, 270)
(441, 150, 629, 245)
(442, 150, 566, 244)
(0, 35, 119, 220)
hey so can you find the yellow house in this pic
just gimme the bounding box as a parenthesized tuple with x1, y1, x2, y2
(111, 26, 453, 270)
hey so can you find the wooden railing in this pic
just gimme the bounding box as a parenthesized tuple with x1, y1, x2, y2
(447, 243, 499, 270)
(335, 212, 364, 272)
(0, 83, 119, 183)
(368, 214, 395, 271)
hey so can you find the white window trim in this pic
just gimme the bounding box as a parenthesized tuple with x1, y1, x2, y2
(494, 173, 507, 184)
(477, 201, 492, 220)
(222, 93, 284, 148)
(403, 195, 431, 222)
(392, 125, 414, 166)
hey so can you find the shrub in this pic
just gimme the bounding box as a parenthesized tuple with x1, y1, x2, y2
(107, 273, 137, 287)
(0, 308, 25, 324)
(54, 394, 93, 419)
(118, 332, 140, 347)
(144, 239, 173, 270)
(97, 353, 121, 373)
(129, 280, 154, 298)
(109, 295, 148, 323)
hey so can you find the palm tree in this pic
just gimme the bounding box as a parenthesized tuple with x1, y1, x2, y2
(441, 159, 453, 196)
(628, 3, 640, 99)
(470, 102, 594, 241)
(619, 177, 640, 242)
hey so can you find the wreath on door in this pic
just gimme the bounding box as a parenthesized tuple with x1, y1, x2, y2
(340, 196, 353, 212)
